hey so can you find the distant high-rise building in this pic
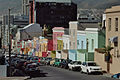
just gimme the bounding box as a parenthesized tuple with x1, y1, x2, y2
(22, 0, 30, 16)
(29, 0, 77, 28)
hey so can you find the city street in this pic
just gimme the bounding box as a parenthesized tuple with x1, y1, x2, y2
(30, 66, 118, 80)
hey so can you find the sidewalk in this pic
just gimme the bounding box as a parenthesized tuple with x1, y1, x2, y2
(0, 76, 30, 80)
(103, 73, 113, 78)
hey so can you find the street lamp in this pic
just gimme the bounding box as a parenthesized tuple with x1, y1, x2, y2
(8, 8, 12, 77)
(86, 39, 89, 61)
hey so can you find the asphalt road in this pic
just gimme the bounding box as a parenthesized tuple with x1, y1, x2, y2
(30, 66, 118, 80)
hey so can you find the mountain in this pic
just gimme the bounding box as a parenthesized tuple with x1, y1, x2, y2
(73, 0, 120, 9)
(0, 0, 120, 15)
(0, 0, 22, 15)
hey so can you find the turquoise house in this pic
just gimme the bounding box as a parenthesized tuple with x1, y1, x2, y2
(85, 28, 105, 61)
(76, 28, 105, 62)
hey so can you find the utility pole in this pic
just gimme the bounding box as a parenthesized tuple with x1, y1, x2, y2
(8, 8, 11, 77)
(86, 39, 89, 61)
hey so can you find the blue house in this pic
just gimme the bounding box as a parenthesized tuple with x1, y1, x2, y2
(77, 30, 86, 62)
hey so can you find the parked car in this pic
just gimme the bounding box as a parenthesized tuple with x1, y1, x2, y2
(54, 59, 64, 67)
(50, 58, 55, 66)
(44, 57, 52, 65)
(81, 61, 102, 74)
(40, 57, 46, 65)
(60, 59, 72, 69)
(111, 73, 120, 79)
(25, 63, 40, 75)
(68, 61, 82, 71)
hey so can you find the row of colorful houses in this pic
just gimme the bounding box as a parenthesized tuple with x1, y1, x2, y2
(15, 21, 105, 64)
(14, 5, 120, 74)
(52, 21, 106, 62)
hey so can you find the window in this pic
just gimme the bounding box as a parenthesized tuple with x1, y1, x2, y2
(108, 39, 111, 46)
(108, 18, 111, 31)
(77, 40, 79, 45)
(92, 39, 94, 50)
(115, 18, 118, 31)
(66, 44, 68, 49)
(81, 41, 83, 49)
(73, 29, 75, 36)
(69, 41, 71, 47)
(40, 45, 41, 51)
(73, 42, 75, 48)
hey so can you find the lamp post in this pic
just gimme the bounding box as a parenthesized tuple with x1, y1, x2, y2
(8, 8, 12, 77)
(86, 39, 89, 61)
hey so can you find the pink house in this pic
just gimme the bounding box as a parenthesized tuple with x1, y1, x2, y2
(52, 27, 64, 51)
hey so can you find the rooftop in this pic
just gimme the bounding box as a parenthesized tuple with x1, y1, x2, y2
(105, 6, 120, 13)
(35, 0, 72, 3)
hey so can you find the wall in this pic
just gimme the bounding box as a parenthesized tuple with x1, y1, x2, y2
(0, 65, 7, 77)
(105, 6, 120, 74)
(86, 28, 98, 52)
(77, 49, 86, 62)
(69, 21, 78, 50)
(94, 51, 107, 72)
(63, 35, 70, 50)
(51, 51, 56, 59)
(98, 30, 106, 48)
(77, 31, 86, 49)
(57, 40, 63, 51)
(48, 40, 53, 51)
(69, 50, 77, 61)
(56, 51, 62, 59)
(53, 27, 64, 51)
(61, 50, 68, 59)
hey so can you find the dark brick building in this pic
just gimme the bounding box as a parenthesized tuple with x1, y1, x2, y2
(29, 0, 77, 28)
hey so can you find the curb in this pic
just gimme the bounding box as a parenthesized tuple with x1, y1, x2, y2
(0, 76, 30, 80)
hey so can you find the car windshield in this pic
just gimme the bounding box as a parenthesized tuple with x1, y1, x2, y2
(88, 63, 98, 66)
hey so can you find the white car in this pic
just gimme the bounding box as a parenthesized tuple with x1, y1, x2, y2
(81, 61, 102, 74)
(68, 61, 82, 71)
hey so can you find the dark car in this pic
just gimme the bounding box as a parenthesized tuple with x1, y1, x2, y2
(25, 63, 40, 76)
(60, 59, 72, 69)
(44, 57, 52, 65)
(111, 73, 120, 79)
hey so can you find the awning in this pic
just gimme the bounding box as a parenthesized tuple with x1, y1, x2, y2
(109, 36, 118, 42)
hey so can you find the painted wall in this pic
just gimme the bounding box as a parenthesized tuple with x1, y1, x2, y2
(69, 50, 77, 61)
(86, 28, 99, 52)
(48, 40, 53, 51)
(57, 40, 63, 51)
(63, 35, 70, 50)
(53, 27, 64, 51)
(56, 51, 62, 59)
(98, 30, 106, 48)
(77, 49, 86, 62)
(69, 21, 78, 49)
(61, 50, 68, 59)
(77, 31, 86, 49)
(51, 51, 56, 59)
(86, 52, 94, 61)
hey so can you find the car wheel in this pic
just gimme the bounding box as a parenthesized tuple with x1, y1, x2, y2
(72, 67, 74, 71)
(80, 70, 83, 73)
(87, 69, 90, 75)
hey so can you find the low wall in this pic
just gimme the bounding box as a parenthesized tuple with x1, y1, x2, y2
(0, 65, 7, 77)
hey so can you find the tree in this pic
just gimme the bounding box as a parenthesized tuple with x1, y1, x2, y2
(96, 45, 113, 73)
(103, 45, 113, 73)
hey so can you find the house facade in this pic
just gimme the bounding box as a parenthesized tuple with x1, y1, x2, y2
(77, 30, 86, 62)
(95, 6, 120, 74)
(53, 27, 64, 51)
